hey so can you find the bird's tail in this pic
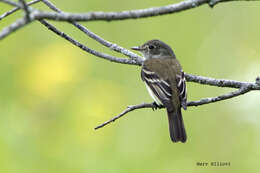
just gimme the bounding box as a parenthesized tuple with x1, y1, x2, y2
(167, 108, 187, 143)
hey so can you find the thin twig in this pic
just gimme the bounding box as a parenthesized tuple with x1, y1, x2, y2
(0, 0, 40, 21)
(0, 0, 34, 39)
(2, 0, 257, 23)
(1, 0, 19, 7)
(185, 73, 260, 89)
(0, 0, 138, 64)
(1, 0, 259, 40)
(0, 17, 31, 39)
(39, 20, 138, 65)
(94, 103, 156, 130)
(30, 0, 258, 22)
(95, 82, 259, 130)
(41, 0, 142, 63)
(186, 85, 252, 106)
(18, 0, 30, 21)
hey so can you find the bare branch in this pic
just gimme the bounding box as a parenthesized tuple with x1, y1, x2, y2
(1, 0, 258, 41)
(28, 0, 208, 22)
(94, 103, 156, 130)
(1, 0, 19, 7)
(0, 0, 142, 63)
(30, 0, 258, 22)
(95, 82, 259, 130)
(39, 20, 138, 65)
(0, 0, 34, 39)
(2, 0, 257, 24)
(0, 0, 139, 64)
(185, 73, 260, 89)
(0, 0, 40, 21)
(41, 0, 143, 62)
(0, 17, 31, 40)
(186, 85, 252, 106)
(18, 0, 30, 21)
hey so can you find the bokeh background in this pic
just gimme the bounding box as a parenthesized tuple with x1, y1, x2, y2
(1, 0, 260, 172)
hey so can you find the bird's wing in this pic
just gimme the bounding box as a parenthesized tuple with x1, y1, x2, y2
(176, 70, 187, 110)
(141, 67, 172, 106)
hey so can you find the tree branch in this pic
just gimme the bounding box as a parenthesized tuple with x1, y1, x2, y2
(18, 0, 30, 21)
(94, 103, 156, 130)
(41, 0, 143, 63)
(95, 81, 259, 130)
(1, 0, 258, 40)
(39, 19, 138, 65)
(0, 0, 138, 65)
(0, 0, 40, 21)
(186, 85, 252, 106)
(1, 0, 19, 6)
(29, 0, 208, 22)
(0, 0, 142, 64)
(185, 73, 260, 89)
(0, 0, 35, 39)
(0, 17, 31, 39)
(30, 0, 258, 22)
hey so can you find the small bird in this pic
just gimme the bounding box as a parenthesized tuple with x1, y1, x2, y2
(132, 40, 187, 143)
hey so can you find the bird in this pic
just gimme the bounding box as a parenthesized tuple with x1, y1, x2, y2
(132, 39, 187, 143)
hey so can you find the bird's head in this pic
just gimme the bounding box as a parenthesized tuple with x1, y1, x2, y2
(131, 39, 176, 59)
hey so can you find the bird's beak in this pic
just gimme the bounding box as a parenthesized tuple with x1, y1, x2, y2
(131, 46, 142, 51)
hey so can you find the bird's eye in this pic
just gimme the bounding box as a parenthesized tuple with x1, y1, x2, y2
(149, 45, 155, 49)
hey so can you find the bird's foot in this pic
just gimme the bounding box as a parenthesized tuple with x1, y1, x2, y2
(152, 102, 164, 111)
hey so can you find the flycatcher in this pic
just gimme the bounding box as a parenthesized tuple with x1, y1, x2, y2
(132, 40, 187, 143)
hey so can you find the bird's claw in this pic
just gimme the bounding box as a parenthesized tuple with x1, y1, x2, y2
(152, 102, 163, 111)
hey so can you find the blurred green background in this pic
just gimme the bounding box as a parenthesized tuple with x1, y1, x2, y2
(1, 0, 260, 172)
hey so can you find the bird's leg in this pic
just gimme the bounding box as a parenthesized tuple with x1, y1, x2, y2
(152, 102, 164, 111)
